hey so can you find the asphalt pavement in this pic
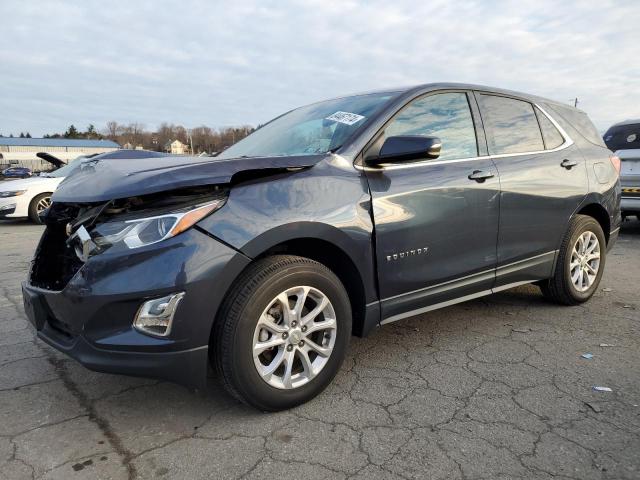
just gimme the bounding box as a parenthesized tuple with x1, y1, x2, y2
(1, 218, 639, 479)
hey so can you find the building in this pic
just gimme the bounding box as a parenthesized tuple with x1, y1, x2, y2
(164, 139, 191, 155)
(0, 138, 120, 171)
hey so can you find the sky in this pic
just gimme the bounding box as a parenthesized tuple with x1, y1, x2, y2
(1, 0, 638, 136)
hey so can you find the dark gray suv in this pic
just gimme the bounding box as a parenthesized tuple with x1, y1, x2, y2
(22, 83, 621, 410)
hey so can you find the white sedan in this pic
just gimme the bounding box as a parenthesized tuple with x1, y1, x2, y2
(0, 150, 172, 223)
(0, 160, 82, 223)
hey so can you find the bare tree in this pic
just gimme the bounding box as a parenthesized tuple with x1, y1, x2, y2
(105, 121, 120, 140)
(99, 121, 254, 153)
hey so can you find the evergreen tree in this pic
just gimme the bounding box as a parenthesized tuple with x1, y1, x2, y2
(64, 125, 79, 138)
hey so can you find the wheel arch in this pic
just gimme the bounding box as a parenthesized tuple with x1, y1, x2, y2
(576, 202, 611, 243)
(223, 222, 379, 337)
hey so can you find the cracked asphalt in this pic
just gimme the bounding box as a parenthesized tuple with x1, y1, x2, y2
(1, 218, 639, 480)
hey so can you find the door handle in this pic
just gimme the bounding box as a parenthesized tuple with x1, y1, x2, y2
(561, 159, 578, 169)
(468, 170, 495, 182)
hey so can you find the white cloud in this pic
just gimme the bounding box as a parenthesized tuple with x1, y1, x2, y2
(0, 0, 638, 135)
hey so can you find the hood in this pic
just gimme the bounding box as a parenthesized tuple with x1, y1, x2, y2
(0, 176, 62, 192)
(53, 154, 327, 203)
(36, 152, 66, 169)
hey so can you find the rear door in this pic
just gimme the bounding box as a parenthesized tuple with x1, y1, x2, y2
(474, 92, 588, 288)
(365, 91, 500, 323)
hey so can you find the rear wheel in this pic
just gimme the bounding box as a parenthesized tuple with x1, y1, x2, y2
(541, 215, 606, 305)
(213, 255, 351, 411)
(28, 193, 52, 224)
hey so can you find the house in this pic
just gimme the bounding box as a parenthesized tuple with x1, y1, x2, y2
(164, 139, 191, 155)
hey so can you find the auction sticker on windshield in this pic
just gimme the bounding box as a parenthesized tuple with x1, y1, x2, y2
(325, 111, 365, 126)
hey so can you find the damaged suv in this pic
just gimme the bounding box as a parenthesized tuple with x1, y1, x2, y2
(23, 84, 621, 411)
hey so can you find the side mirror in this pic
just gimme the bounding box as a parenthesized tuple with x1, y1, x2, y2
(367, 135, 441, 165)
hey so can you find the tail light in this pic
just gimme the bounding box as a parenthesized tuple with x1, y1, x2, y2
(610, 155, 621, 175)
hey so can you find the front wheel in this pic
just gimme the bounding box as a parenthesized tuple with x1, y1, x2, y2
(28, 193, 52, 224)
(213, 255, 351, 411)
(541, 215, 606, 305)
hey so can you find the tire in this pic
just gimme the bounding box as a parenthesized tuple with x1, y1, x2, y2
(213, 255, 352, 411)
(540, 215, 606, 305)
(28, 193, 52, 224)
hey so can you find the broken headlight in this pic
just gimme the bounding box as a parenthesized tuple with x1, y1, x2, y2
(88, 199, 225, 254)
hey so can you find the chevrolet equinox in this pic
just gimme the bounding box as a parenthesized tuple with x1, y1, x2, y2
(23, 84, 621, 410)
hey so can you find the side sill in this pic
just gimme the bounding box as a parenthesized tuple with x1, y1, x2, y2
(380, 280, 536, 326)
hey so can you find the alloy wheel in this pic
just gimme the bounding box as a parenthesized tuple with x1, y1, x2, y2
(252, 286, 337, 389)
(36, 196, 51, 214)
(570, 230, 600, 292)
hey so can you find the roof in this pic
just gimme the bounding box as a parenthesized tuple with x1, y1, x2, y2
(325, 82, 583, 114)
(609, 119, 640, 128)
(0, 137, 120, 148)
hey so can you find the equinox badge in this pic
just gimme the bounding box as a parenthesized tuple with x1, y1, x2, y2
(386, 247, 429, 262)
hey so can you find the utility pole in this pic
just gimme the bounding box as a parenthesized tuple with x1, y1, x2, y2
(187, 130, 194, 155)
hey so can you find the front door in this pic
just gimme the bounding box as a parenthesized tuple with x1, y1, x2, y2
(364, 91, 500, 324)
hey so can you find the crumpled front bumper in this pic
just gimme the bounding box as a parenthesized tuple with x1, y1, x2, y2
(22, 227, 251, 389)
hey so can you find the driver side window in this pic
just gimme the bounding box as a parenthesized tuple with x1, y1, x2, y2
(385, 92, 478, 161)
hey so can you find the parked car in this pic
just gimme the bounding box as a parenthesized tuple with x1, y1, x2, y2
(616, 149, 640, 219)
(603, 119, 640, 152)
(22, 84, 620, 411)
(2, 166, 32, 178)
(603, 120, 640, 219)
(0, 149, 169, 223)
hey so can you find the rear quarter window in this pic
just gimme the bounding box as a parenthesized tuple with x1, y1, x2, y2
(546, 103, 605, 148)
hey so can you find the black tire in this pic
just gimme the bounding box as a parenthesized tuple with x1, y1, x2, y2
(540, 215, 606, 305)
(28, 193, 52, 224)
(213, 255, 352, 411)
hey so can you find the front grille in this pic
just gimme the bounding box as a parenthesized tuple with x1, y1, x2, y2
(30, 220, 84, 291)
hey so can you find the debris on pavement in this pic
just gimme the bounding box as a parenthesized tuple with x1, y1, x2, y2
(602, 288, 613, 292)
(599, 343, 617, 347)
(512, 327, 531, 333)
(581, 353, 594, 359)
(592, 386, 613, 392)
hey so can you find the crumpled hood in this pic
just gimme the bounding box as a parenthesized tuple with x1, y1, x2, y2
(53, 153, 327, 203)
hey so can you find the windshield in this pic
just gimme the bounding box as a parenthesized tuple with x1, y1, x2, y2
(44, 158, 84, 178)
(217, 91, 399, 159)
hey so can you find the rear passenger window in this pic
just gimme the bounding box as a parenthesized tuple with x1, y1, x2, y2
(535, 107, 564, 149)
(385, 92, 478, 161)
(477, 95, 544, 154)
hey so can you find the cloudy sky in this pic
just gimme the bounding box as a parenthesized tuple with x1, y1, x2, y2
(1, 0, 638, 136)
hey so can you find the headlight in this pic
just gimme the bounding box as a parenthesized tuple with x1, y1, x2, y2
(88, 199, 225, 254)
(0, 190, 26, 198)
